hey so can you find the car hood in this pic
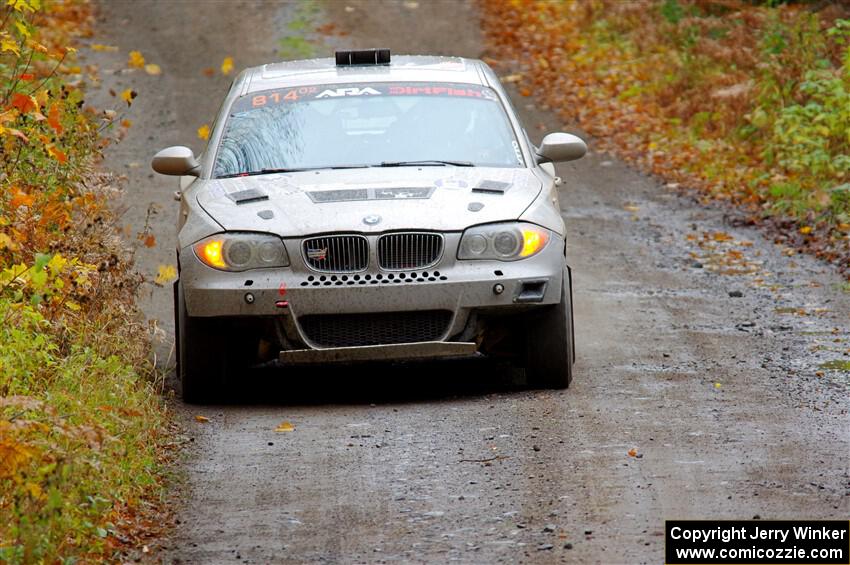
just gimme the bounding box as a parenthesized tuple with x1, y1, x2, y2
(195, 167, 542, 235)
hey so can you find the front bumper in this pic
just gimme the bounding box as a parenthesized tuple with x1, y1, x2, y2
(179, 232, 565, 351)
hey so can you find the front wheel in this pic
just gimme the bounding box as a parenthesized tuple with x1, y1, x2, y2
(524, 268, 575, 389)
(175, 281, 227, 404)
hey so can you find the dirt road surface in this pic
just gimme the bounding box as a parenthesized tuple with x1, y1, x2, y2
(83, 1, 849, 563)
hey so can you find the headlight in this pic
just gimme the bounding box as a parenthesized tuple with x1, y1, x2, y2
(193, 233, 290, 271)
(458, 222, 550, 261)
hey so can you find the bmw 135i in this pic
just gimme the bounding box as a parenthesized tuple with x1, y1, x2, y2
(152, 49, 587, 403)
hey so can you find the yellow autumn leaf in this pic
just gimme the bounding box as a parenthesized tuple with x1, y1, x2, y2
(274, 421, 295, 432)
(14, 21, 30, 39)
(1, 36, 20, 56)
(144, 63, 162, 76)
(24, 481, 42, 499)
(799, 226, 812, 235)
(120, 88, 137, 106)
(0, 233, 15, 251)
(91, 43, 118, 52)
(221, 56, 234, 75)
(197, 124, 210, 141)
(7, 0, 36, 13)
(46, 253, 67, 275)
(154, 264, 177, 286)
(128, 50, 145, 69)
(194, 415, 209, 423)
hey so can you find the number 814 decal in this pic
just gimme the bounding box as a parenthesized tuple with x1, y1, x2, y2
(251, 86, 319, 107)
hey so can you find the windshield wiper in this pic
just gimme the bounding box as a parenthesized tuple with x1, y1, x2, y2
(378, 159, 474, 167)
(217, 164, 370, 179)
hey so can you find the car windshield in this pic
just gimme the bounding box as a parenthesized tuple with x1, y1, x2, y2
(212, 82, 524, 177)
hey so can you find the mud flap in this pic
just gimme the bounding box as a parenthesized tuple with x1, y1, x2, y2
(567, 265, 575, 363)
(173, 279, 180, 376)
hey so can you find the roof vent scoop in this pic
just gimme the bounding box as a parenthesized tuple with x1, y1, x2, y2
(335, 48, 391, 66)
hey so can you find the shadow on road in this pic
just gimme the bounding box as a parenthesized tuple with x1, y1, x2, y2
(169, 357, 532, 408)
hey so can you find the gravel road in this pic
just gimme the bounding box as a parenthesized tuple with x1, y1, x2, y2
(83, 1, 849, 563)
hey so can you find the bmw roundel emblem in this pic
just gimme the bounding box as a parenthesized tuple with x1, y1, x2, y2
(363, 214, 381, 226)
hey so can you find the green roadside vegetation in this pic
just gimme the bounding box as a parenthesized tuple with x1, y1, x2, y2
(1, 1, 168, 562)
(481, 0, 850, 276)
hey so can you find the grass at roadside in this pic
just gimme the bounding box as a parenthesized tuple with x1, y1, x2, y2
(0, 1, 169, 561)
(480, 0, 850, 277)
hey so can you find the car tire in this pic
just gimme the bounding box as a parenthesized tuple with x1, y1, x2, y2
(524, 268, 575, 389)
(175, 280, 227, 404)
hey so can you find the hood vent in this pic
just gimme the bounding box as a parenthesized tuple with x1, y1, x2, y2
(307, 187, 434, 203)
(375, 187, 433, 200)
(472, 180, 510, 195)
(227, 188, 269, 205)
(307, 189, 369, 203)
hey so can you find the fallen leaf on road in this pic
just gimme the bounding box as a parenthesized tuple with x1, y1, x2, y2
(91, 43, 118, 52)
(221, 56, 234, 75)
(274, 421, 295, 432)
(128, 50, 145, 69)
(197, 124, 210, 141)
(154, 264, 177, 286)
(120, 88, 137, 106)
(202, 67, 215, 77)
(627, 448, 638, 457)
(143, 234, 156, 248)
(144, 63, 161, 75)
(195, 415, 209, 423)
(714, 382, 722, 389)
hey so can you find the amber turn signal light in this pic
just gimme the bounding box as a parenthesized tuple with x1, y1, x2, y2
(520, 228, 549, 258)
(195, 239, 226, 269)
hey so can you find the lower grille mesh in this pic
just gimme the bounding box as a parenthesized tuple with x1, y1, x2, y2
(299, 310, 453, 348)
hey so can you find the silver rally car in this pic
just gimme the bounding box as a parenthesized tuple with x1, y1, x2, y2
(152, 49, 586, 403)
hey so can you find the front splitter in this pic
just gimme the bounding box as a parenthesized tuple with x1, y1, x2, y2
(279, 341, 478, 364)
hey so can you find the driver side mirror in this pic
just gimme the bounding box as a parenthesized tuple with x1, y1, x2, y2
(536, 132, 587, 164)
(152, 146, 200, 176)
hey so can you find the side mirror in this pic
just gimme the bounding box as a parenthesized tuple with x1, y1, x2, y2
(152, 146, 200, 176)
(536, 132, 587, 164)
